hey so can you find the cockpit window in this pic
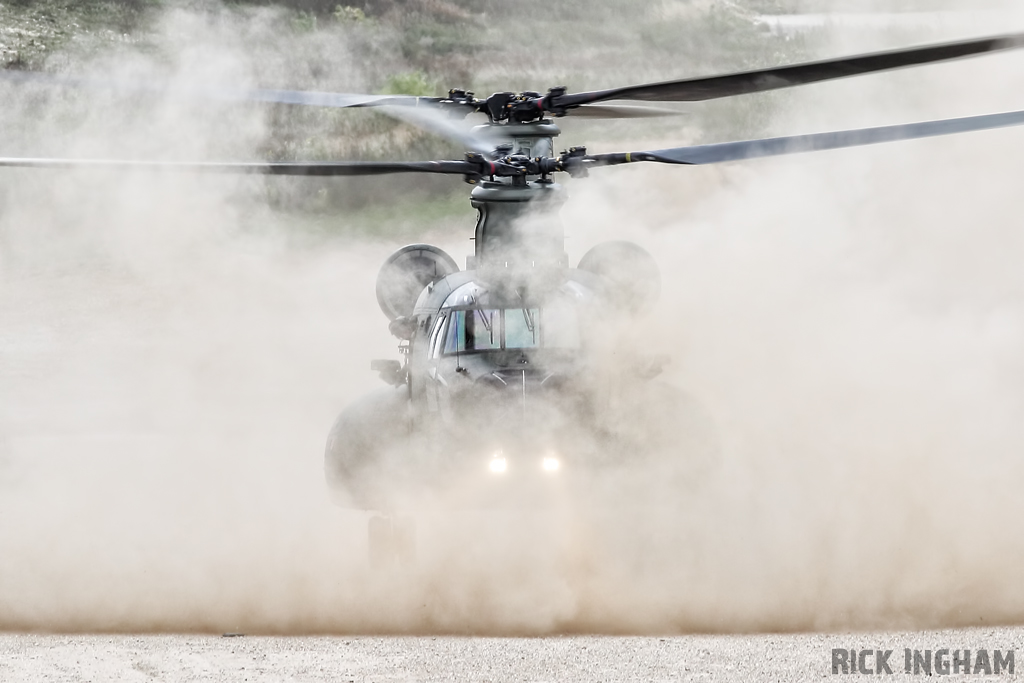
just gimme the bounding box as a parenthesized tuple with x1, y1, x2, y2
(440, 305, 579, 355)
(445, 309, 501, 353)
(505, 308, 539, 349)
(429, 313, 447, 359)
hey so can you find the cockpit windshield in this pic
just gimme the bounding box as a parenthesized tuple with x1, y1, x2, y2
(444, 308, 501, 354)
(442, 304, 580, 355)
(505, 308, 537, 349)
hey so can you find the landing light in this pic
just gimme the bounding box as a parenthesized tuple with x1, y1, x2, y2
(489, 456, 508, 474)
(542, 457, 560, 473)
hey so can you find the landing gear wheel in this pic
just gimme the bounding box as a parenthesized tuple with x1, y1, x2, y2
(367, 515, 416, 569)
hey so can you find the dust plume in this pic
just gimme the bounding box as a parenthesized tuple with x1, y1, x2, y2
(3, 0, 1024, 635)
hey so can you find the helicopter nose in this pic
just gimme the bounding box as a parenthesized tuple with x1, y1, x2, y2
(488, 367, 553, 385)
(482, 368, 570, 424)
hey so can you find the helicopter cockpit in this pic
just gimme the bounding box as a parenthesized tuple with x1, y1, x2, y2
(429, 305, 582, 357)
(426, 282, 586, 360)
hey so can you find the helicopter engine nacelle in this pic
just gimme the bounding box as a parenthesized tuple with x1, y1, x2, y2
(375, 244, 460, 321)
(577, 241, 661, 313)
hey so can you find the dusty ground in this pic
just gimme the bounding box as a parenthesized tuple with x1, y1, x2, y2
(2, 628, 1023, 682)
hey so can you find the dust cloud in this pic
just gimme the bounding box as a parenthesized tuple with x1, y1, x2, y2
(3, 0, 1024, 635)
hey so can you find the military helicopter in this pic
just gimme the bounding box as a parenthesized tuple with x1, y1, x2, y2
(5, 31, 1024, 563)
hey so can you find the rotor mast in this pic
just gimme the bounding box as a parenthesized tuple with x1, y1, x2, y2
(466, 118, 569, 271)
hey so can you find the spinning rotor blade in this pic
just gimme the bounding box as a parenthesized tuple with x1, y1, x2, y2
(570, 104, 685, 119)
(555, 32, 1024, 107)
(0, 70, 414, 108)
(586, 109, 1024, 167)
(0, 158, 477, 176)
(0, 71, 492, 154)
(11, 109, 1024, 180)
(378, 105, 497, 156)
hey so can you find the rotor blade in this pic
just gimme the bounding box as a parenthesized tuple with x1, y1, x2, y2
(571, 104, 685, 119)
(0, 70, 496, 153)
(585, 109, 1024, 168)
(226, 88, 428, 109)
(0, 70, 425, 108)
(0, 70, 501, 153)
(555, 32, 1024, 107)
(378, 105, 496, 155)
(0, 158, 478, 176)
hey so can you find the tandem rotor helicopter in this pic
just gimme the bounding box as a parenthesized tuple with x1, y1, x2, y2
(5, 30, 1024, 562)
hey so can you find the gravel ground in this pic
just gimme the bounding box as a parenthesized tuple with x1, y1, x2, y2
(2, 628, 1023, 682)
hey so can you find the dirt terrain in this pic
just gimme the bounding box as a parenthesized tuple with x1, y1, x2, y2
(3, 628, 1023, 681)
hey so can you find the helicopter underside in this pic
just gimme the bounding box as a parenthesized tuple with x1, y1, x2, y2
(324, 379, 717, 513)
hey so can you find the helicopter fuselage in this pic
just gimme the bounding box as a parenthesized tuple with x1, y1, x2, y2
(324, 119, 679, 511)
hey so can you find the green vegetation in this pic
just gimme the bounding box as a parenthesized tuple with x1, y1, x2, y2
(0, 0, 154, 69)
(380, 71, 434, 97)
